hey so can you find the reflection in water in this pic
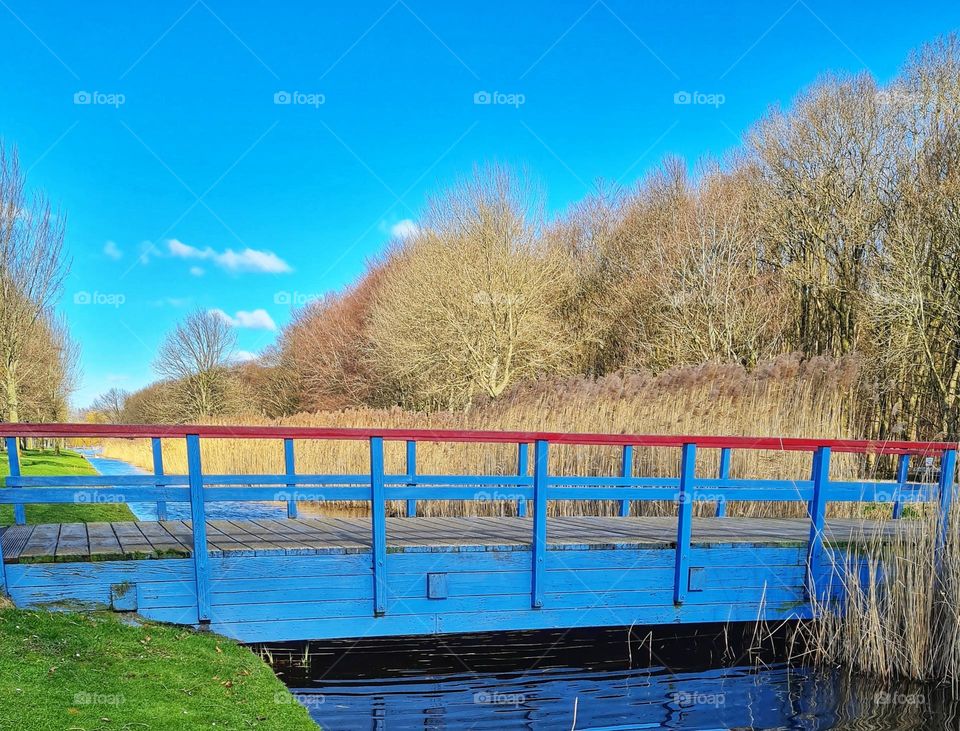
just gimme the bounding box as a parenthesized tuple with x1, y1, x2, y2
(266, 626, 960, 730)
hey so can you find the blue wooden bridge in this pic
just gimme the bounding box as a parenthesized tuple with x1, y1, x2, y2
(0, 424, 955, 643)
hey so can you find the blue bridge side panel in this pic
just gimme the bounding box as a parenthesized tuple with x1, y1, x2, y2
(5, 544, 818, 643)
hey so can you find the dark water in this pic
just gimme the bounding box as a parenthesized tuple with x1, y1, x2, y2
(81, 448, 288, 521)
(264, 626, 960, 730)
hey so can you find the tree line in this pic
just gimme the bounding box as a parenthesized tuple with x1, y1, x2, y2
(0, 144, 75, 424)
(102, 35, 960, 442)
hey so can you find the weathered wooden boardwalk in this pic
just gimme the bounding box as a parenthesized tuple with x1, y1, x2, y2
(0, 424, 956, 643)
(0, 517, 911, 562)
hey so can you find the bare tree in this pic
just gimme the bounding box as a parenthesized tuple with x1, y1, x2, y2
(91, 386, 130, 423)
(154, 309, 237, 421)
(367, 166, 576, 408)
(0, 142, 69, 422)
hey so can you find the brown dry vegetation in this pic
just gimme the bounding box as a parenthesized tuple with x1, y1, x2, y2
(101, 355, 877, 518)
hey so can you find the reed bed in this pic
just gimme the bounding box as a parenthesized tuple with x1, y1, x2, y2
(800, 505, 960, 690)
(96, 360, 889, 519)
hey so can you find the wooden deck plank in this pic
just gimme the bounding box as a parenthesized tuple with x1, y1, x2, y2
(86, 523, 125, 561)
(54, 523, 89, 563)
(112, 522, 158, 559)
(1, 524, 35, 563)
(18, 524, 60, 563)
(3, 516, 919, 564)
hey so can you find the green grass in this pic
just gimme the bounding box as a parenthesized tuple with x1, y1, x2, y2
(0, 607, 317, 730)
(0, 449, 136, 524)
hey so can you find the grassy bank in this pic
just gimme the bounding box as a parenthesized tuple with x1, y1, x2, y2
(0, 448, 134, 524)
(100, 362, 878, 519)
(0, 607, 316, 730)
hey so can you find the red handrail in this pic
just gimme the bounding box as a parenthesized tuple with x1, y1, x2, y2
(2, 422, 956, 456)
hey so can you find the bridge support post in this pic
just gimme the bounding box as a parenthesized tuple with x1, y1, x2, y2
(370, 436, 387, 615)
(937, 448, 957, 553)
(284, 438, 298, 519)
(619, 445, 633, 517)
(806, 446, 831, 599)
(186, 434, 211, 623)
(674, 443, 696, 604)
(531, 440, 549, 608)
(5, 437, 24, 525)
(715, 447, 731, 517)
(405, 440, 417, 518)
(516, 442, 528, 517)
(892, 453, 910, 519)
(152, 437, 167, 521)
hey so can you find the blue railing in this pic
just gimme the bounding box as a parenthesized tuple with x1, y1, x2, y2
(0, 424, 956, 621)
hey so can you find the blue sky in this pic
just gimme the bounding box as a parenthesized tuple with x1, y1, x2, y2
(1, 1, 957, 408)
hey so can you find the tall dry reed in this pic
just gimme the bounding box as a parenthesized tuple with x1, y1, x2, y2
(801, 505, 960, 689)
(97, 358, 887, 518)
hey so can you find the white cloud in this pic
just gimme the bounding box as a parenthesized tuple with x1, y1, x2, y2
(390, 219, 419, 239)
(210, 308, 277, 331)
(168, 239, 292, 274)
(231, 350, 259, 363)
(189, 266, 205, 277)
(103, 240, 122, 260)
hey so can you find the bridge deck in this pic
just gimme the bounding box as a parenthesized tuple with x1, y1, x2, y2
(2, 516, 907, 563)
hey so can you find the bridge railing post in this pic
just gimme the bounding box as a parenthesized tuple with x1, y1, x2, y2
(284, 438, 298, 519)
(674, 443, 696, 604)
(370, 436, 387, 615)
(405, 440, 417, 518)
(937, 448, 957, 553)
(715, 447, 731, 517)
(152, 437, 167, 521)
(619, 445, 633, 517)
(5, 436, 24, 525)
(531, 439, 549, 608)
(516, 442, 528, 517)
(186, 434, 211, 623)
(892, 453, 910, 519)
(806, 446, 831, 598)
